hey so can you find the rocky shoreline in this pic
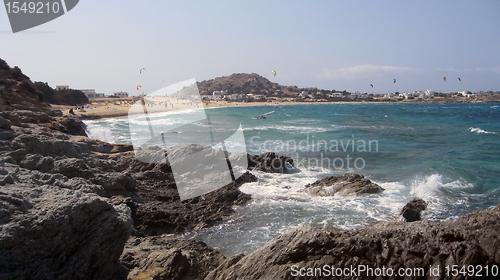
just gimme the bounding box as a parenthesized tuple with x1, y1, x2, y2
(1, 61, 499, 279)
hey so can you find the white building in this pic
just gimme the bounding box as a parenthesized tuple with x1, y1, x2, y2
(414, 90, 434, 99)
(213, 90, 227, 95)
(300, 91, 309, 98)
(206, 94, 222, 100)
(424, 90, 435, 99)
(351, 91, 367, 99)
(402, 92, 415, 99)
(384, 92, 394, 99)
(227, 94, 243, 100)
(247, 94, 266, 100)
(113, 91, 129, 98)
(330, 92, 343, 98)
(55, 85, 69, 91)
(203, 90, 225, 100)
(413, 90, 424, 99)
(81, 89, 104, 98)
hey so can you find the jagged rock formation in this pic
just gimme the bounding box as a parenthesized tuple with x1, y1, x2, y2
(401, 197, 428, 222)
(206, 204, 500, 280)
(121, 236, 226, 280)
(247, 152, 296, 174)
(302, 173, 384, 196)
(132, 170, 255, 236)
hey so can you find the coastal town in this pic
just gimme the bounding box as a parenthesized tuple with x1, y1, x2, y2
(55, 73, 500, 118)
(53, 73, 500, 119)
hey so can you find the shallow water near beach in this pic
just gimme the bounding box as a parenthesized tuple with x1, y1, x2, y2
(85, 102, 500, 255)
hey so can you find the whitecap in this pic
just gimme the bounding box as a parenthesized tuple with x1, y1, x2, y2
(469, 127, 496, 134)
(86, 126, 115, 143)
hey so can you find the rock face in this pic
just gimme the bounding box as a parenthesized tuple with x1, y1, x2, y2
(303, 173, 384, 196)
(121, 236, 226, 280)
(0, 126, 135, 279)
(247, 152, 296, 173)
(401, 197, 428, 222)
(132, 169, 255, 236)
(0, 171, 133, 279)
(206, 204, 500, 280)
(0, 116, 12, 129)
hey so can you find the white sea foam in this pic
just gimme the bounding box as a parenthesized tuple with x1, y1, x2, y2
(86, 126, 115, 143)
(195, 169, 419, 255)
(244, 125, 335, 133)
(469, 127, 496, 134)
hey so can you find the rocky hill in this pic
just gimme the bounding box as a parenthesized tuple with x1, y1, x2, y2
(0, 58, 88, 107)
(197, 73, 335, 98)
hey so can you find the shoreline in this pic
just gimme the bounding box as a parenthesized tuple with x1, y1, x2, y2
(53, 98, 500, 121)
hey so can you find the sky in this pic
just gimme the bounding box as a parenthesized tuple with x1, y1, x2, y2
(1, 1, 500, 95)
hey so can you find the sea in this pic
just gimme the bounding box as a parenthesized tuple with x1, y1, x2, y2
(84, 102, 500, 255)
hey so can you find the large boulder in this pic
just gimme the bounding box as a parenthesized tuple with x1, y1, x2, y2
(206, 204, 500, 280)
(302, 173, 384, 196)
(401, 197, 428, 222)
(50, 116, 88, 136)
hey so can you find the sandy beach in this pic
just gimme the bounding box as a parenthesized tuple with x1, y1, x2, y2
(52, 95, 496, 120)
(51, 98, 303, 120)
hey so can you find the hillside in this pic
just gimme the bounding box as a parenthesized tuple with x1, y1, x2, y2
(0, 58, 48, 113)
(197, 73, 335, 98)
(0, 58, 88, 106)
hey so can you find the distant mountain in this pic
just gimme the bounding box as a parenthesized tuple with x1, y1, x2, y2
(197, 73, 334, 98)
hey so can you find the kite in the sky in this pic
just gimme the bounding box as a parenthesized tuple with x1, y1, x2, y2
(137, 85, 142, 90)
(393, 79, 396, 83)
(443, 76, 446, 82)
(271, 71, 277, 76)
(140, 68, 146, 74)
(458, 77, 461, 82)
(370, 84, 373, 88)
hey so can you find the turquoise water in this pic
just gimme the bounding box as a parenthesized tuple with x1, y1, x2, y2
(85, 102, 500, 255)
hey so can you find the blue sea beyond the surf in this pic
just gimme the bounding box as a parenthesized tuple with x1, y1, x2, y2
(85, 102, 500, 255)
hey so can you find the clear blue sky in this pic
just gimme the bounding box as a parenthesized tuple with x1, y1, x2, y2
(1, 1, 499, 95)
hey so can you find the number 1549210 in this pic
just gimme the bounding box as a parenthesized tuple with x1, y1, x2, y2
(5, 2, 61, 14)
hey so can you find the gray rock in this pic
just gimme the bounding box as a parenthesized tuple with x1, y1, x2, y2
(121, 236, 226, 280)
(50, 109, 63, 117)
(0, 110, 51, 125)
(0, 178, 132, 279)
(0, 115, 12, 129)
(51, 117, 88, 136)
(302, 173, 384, 196)
(401, 197, 428, 222)
(206, 204, 500, 280)
(247, 152, 296, 173)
